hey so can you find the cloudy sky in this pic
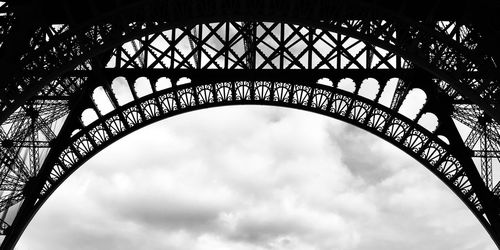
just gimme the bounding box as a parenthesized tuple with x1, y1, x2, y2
(16, 106, 495, 250)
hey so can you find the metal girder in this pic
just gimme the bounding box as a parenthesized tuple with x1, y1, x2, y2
(0, 1, 498, 124)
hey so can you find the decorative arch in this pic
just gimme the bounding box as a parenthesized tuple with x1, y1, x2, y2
(1, 2, 500, 249)
(33, 79, 485, 234)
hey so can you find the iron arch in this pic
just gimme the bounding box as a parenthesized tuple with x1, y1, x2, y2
(1, 2, 500, 249)
(7, 78, 492, 248)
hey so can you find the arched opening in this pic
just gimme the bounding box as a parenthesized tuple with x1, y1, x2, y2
(358, 78, 380, 100)
(337, 78, 356, 93)
(418, 113, 440, 133)
(177, 77, 192, 86)
(134, 77, 153, 97)
(378, 78, 399, 108)
(398, 88, 427, 120)
(17, 107, 494, 250)
(81, 108, 99, 126)
(317, 78, 333, 87)
(111, 77, 134, 105)
(92, 87, 115, 115)
(155, 77, 173, 91)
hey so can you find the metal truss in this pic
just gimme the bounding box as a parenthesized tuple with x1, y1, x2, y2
(0, 2, 13, 49)
(0, 0, 500, 249)
(0, 0, 499, 124)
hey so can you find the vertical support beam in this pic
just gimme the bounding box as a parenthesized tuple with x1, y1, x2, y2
(242, 22, 256, 70)
(480, 119, 493, 190)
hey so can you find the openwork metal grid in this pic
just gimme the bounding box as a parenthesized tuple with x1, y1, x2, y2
(0, 0, 500, 249)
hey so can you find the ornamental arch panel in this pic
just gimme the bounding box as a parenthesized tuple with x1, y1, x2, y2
(11, 78, 489, 247)
(1, 1, 500, 249)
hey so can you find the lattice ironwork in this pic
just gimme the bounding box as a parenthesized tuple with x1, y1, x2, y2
(1, 0, 500, 249)
(1, 1, 499, 124)
(0, 2, 13, 49)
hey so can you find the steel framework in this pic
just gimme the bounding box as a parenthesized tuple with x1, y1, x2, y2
(0, 0, 500, 249)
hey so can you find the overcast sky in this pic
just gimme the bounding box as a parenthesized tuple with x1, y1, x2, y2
(16, 106, 495, 250)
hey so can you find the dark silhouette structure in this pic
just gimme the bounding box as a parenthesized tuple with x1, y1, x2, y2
(0, 0, 500, 248)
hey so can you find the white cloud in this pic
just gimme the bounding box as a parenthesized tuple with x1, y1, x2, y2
(17, 106, 495, 250)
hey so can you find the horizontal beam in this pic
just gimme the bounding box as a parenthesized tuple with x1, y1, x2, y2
(1, 140, 51, 149)
(59, 68, 485, 82)
(473, 150, 500, 158)
(14, 0, 485, 23)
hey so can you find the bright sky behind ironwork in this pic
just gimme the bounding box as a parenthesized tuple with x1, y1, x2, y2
(17, 106, 495, 250)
